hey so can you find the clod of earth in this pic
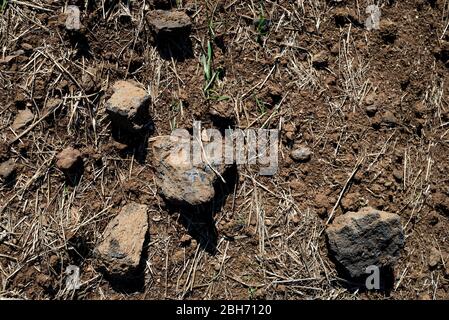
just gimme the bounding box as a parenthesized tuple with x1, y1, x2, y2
(12, 108, 34, 131)
(414, 101, 428, 118)
(366, 104, 378, 117)
(0, 159, 16, 182)
(208, 102, 235, 126)
(314, 193, 331, 209)
(379, 20, 398, 43)
(81, 67, 99, 93)
(291, 146, 312, 162)
(20, 43, 33, 52)
(312, 51, 329, 70)
(106, 80, 151, 133)
(56, 147, 82, 171)
(393, 169, 403, 182)
(428, 247, 441, 269)
(432, 192, 449, 215)
(0, 50, 25, 65)
(326, 206, 404, 278)
(146, 10, 192, 35)
(364, 92, 377, 106)
(95, 202, 149, 277)
(283, 123, 296, 141)
(208, 103, 234, 120)
(152, 133, 228, 206)
(314, 193, 331, 217)
(341, 192, 364, 212)
(382, 110, 398, 126)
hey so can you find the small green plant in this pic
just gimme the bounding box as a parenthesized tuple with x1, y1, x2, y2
(255, 5, 269, 43)
(201, 12, 229, 99)
(1, 0, 8, 13)
(170, 118, 177, 130)
(255, 97, 268, 115)
(248, 287, 257, 299)
(201, 40, 226, 99)
(170, 99, 182, 113)
(209, 94, 230, 102)
(169, 99, 183, 130)
(208, 18, 216, 39)
(201, 40, 214, 92)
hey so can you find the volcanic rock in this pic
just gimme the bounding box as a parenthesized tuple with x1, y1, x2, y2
(152, 132, 227, 206)
(146, 10, 192, 35)
(96, 202, 149, 276)
(326, 206, 404, 278)
(106, 80, 151, 133)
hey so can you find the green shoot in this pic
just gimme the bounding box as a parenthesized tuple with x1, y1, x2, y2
(1, 0, 8, 13)
(256, 4, 269, 43)
(248, 287, 257, 299)
(213, 95, 231, 102)
(201, 40, 219, 98)
(208, 19, 216, 39)
(202, 40, 213, 83)
(256, 97, 268, 115)
(201, 11, 229, 100)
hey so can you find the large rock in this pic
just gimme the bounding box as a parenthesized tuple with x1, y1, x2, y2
(152, 133, 227, 206)
(106, 80, 151, 133)
(96, 202, 148, 277)
(146, 10, 192, 35)
(326, 206, 404, 278)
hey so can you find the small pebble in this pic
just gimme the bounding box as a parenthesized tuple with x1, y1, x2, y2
(56, 147, 82, 171)
(0, 159, 16, 181)
(366, 105, 378, 117)
(291, 147, 312, 162)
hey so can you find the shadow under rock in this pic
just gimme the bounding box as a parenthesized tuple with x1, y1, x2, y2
(110, 120, 154, 165)
(68, 32, 91, 59)
(165, 165, 239, 255)
(327, 251, 395, 295)
(155, 33, 193, 62)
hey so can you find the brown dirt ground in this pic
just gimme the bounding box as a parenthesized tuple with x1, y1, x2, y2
(1, 0, 449, 300)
